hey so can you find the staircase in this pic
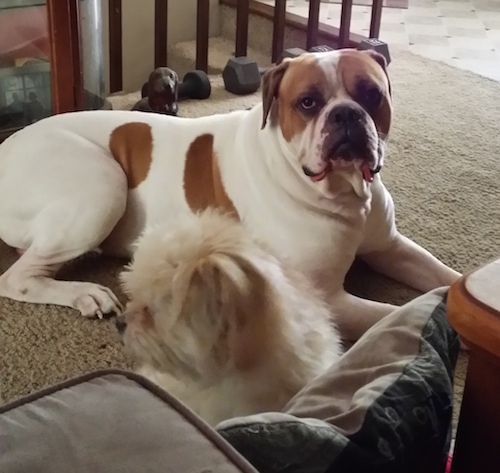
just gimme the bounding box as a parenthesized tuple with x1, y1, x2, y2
(165, 4, 313, 79)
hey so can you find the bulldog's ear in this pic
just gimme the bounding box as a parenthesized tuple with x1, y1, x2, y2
(364, 50, 392, 96)
(364, 50, 387, 69)
(261, 61, 289, 129)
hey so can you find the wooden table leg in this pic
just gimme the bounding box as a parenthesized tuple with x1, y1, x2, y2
(447, 258, 500, 473)
(451, 349, 500, 472)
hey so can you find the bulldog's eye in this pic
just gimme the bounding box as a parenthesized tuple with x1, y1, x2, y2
(296, 94, 324, 116)
(300, 97, 317, 110)
(362, 86, 382, 109)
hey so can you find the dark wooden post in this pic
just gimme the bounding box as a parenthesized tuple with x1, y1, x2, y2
(272, 0, 286, 63)
(196, 0, 209, 71)
(369, 0, 383, 39)
(235, 0, 249, 57)
(108, 0, 122, 93)
(154, 0, 168, 67)
(306, 0, 321, 50)
(338, 0, 353, 48)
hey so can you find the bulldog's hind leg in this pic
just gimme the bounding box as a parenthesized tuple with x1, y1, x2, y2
(0, 193, 127, 318)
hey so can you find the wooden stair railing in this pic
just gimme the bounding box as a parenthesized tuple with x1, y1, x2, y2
(107, 0, 384, 94)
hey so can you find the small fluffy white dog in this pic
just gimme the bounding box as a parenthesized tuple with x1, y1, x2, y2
(116, 209, 342, 426)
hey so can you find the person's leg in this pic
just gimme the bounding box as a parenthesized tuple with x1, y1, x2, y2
(217, 287, 460, 473)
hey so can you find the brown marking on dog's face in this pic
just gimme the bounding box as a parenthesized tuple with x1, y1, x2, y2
(109, 122, 153, 188)
(262, 55, 330, 142)
(337, 49, 392, 136)
(184, 134, 239, 217)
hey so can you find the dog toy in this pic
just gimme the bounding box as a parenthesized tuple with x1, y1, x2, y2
(132, 67, 179, 116)
(140, 69, 211, 103)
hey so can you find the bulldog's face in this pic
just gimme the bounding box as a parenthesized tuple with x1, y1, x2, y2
(261, 49, 392, 184)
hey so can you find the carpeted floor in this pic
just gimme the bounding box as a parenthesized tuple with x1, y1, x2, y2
(1, 41, 499, 438)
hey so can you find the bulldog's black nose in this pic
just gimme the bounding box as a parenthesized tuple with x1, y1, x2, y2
(115, 316, 127, 334)
(328, 104, 363, 126)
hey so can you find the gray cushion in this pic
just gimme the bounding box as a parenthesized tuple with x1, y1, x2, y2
(0, 370, 257, 473)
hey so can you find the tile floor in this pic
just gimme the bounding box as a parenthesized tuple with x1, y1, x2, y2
(260, 0, 500, 81)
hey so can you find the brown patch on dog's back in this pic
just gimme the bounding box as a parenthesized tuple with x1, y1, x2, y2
(338, 50, 392, 135)
(109, 122, 153, 188)
(184, 134, 238, 217)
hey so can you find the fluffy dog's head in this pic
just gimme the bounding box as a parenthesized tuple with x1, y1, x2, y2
(261, 49, 392, 185)
(117, 209, 327, 381)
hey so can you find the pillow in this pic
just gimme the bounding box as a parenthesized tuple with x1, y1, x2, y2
(217, 287, 460, 473)
(0, 370, 257, 473)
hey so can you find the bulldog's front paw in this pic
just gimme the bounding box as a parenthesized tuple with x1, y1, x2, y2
(72, 282, 123, 318)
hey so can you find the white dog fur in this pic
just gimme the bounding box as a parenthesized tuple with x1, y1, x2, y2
(117, 209, 342, 426)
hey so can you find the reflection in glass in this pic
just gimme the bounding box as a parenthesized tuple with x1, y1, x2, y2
(0, 1, 51, 130)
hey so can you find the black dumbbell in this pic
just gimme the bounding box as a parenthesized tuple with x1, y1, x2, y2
(280, 47, 307, 61)
(223, 57, 261, 95)
(222, 39, 391, 97)
(309, 41, 391, 65)
(309, 45, 333, 53)
(280, 40, 391, 65)
(222, 47, 317, 96)
(142, 70, 211, 100)
(357, 38, 391, 65)
(178, 70, 211, 100)
(280, 44, 333, 59)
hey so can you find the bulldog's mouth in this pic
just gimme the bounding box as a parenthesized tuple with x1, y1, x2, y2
(303, 162, 381, 183)
(330, 139, 354, 160)
(303, 163, 331, 182)
(361, 163, 382, 182)
(303, 130, 384, 183)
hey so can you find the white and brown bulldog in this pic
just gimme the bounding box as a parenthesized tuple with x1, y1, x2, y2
(0, 49, 460, 340)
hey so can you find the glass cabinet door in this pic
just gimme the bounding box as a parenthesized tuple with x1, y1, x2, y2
(0, 0, 108, 141)
(0, 1, 52, 135)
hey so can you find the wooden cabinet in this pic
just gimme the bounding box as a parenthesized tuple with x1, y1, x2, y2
(0, 0, 106, 142)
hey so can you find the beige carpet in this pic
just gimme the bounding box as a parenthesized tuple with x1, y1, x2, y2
(1, 41, 499, 438)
